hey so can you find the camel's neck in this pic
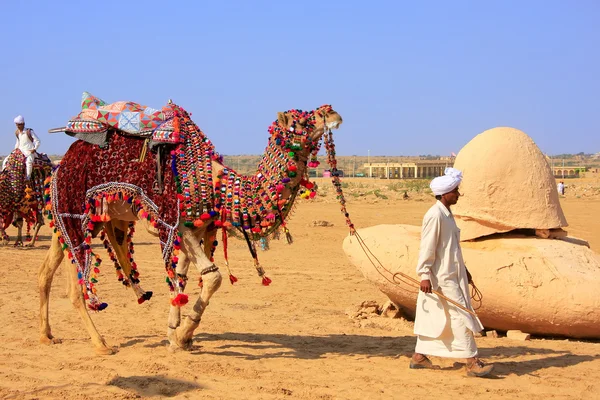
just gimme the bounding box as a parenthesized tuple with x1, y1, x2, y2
(172, 106, 323, 234)
(214, 136, 312, 235)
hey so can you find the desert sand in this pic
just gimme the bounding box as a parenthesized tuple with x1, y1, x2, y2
(0, 177, 599, 399)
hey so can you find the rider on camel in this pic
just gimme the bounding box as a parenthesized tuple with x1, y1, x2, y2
(2, 115, 41, 180)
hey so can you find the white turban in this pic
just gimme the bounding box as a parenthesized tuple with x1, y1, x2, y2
(430, 167, 463, 196)
(13, 115, 24, 124)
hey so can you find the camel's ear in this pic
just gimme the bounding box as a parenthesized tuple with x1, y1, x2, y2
(277, 112, 288, 126)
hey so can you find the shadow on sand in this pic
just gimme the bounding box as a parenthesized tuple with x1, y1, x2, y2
(107, 375, 202, 397)
(478, 345, 599, 377)
(119, 332, 600, 378)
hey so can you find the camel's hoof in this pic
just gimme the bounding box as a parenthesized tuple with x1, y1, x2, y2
(95, 345, 118, 355)
(40, 335, 62, 345)
(168, 343, 185, 353)
(171, 329, 194, 351)
(13, 241, 23, 247)
(172, 335, 194, 351)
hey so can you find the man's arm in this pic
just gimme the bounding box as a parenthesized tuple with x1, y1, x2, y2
(14, 136, 19, 150)
(416, 213, 441, 293)
(29, 129, 41, 151)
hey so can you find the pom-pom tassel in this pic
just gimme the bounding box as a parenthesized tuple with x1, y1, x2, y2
(171, 293, 189, 307)
(229, 274, 238, 285)
(88, 302, 108, 311)
(284, 227, 293, 244)
(262, 276, 272, 286)
(137, 291, 154, 304)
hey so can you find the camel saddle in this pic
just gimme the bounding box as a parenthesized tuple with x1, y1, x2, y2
(51, 92, 182, 149)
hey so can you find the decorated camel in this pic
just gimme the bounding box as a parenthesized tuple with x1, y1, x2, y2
(0, 149, 53, 246)
(39, 92, 343, 354)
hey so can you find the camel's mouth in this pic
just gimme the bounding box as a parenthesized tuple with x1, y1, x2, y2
(327, 121, 341, 129)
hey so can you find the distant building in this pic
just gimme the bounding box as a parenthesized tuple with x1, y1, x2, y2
(551, 167, 586, 178)
(363, 159, 453, 179)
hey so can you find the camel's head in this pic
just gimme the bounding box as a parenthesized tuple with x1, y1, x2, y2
(269, 105, 343, 158)
(311, 105, 343, 141)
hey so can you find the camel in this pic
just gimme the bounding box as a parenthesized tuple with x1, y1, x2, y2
(39, 93, 342, 354)
(0, 149, 53, 246)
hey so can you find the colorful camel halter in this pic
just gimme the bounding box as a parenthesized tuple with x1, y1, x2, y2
(47, 93, 339, 311)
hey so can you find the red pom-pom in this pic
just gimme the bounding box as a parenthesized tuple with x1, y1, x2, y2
(214, 220, 223, 228)
(262, 276, 272, 286)
(200, 212, 211, 221)
(171, 293, 189, 307)
(305, 182, 314, 190)
(309, 191, 317, 199)
(229, 274, 238, 285)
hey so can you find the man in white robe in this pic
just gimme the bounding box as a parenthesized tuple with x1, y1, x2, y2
(2, 115, 41, 180)
(410, 167, 493, 377)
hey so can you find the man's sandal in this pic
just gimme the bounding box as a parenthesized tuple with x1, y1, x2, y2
(409, 356, 440, 370)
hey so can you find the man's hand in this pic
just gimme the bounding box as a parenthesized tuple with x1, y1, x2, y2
(420, 279, 432, 294)
(466, 269, 473, 285)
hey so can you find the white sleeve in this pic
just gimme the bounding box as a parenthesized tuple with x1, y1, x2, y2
(14, 137, 19, 150)
(415, 213, 441, 281)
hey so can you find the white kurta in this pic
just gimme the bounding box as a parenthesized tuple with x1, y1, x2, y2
(413, 201, 483, 358)
(2, 129, 41, 177)
(14, 129, 40, 156)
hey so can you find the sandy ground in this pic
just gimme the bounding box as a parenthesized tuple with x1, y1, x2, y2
(0, 177, 599, 400)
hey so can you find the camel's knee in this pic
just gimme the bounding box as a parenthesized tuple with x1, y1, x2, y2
(68, 284, 85, 308)
(38, 259, 61, 291)
(200, 269, 222, 297)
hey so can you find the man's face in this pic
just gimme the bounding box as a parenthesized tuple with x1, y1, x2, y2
(16, 123, 24, 131)
(442, 186, 461, 205)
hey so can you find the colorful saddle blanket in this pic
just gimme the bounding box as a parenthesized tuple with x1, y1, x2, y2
(65, 92, 180, 145)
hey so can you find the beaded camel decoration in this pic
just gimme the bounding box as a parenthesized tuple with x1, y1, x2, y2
(0, 149, 53, 246)
(39, 93, 342, 354)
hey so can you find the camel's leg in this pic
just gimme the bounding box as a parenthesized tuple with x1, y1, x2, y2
(0, 227, 8, 246)
(104, 219, 152, 302)
(167, 250, 191, 350)
(65, 250, 115, 355)
(172, 227, 222, 350)
(13, 217, 23, 246)
(39, 232, 64, 344)
(104, 219, 132, 276)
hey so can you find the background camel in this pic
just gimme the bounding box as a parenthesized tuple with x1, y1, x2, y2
(39, 94, 342, 354)
(0, 149, 52, 247)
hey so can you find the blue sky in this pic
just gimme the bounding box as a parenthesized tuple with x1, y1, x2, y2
(0, 1, 598, 157)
